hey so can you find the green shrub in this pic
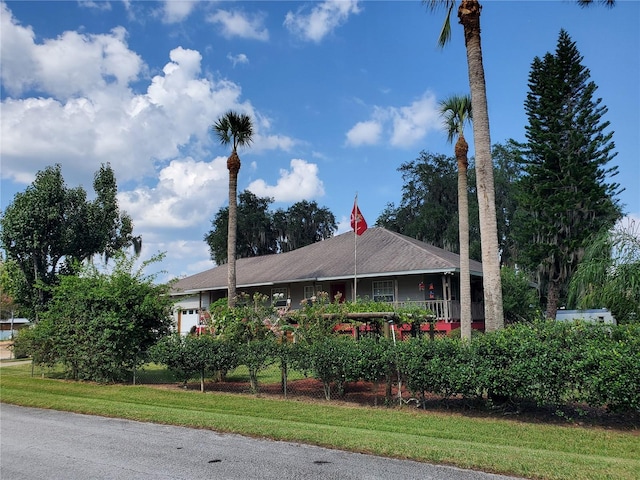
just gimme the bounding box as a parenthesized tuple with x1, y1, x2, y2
(294, 336, 361, 400)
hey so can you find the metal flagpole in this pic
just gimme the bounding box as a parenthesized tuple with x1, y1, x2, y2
(353, 193, 358, 302)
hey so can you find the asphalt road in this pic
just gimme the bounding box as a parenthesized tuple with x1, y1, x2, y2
(1, 404, 522, 480)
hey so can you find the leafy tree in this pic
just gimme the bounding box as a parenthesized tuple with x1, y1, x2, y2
(500, 266, 540, 324)
(205, 193, 336, 263)
(425, 0, 503, 330)
(17, 253, 174, 382)
(0, 164, 139, 319)
(204, 191, 276, 264)
(514, 30, 622, 319)
(377, 144, 520, 267)
(273, 200, 337, 253)
(0, 256, 22, 319)
(212, 111, 254, 307)
(568, 220, 640, 324)
(376, 152, 461, 253)
(440, 94, 473, 340)
(489, 141, 523, 268)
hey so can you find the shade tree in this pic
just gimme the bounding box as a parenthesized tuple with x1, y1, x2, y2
(0, 164, 140, 319)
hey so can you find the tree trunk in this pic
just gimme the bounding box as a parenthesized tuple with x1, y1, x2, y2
(456, 137, 472, 341)
(545, 281, 560, 320)
(227, 151, 240, 307)
(459, 0, 504, 331)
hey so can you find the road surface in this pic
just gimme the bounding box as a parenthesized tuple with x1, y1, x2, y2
(1, 404, 523, 480)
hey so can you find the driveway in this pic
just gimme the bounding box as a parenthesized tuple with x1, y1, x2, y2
(0, 404, 523, 480)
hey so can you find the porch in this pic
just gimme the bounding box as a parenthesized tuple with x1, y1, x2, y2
(393, 299, 485, 334)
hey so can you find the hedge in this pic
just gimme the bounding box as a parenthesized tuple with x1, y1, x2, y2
(92, 321, 640, 413)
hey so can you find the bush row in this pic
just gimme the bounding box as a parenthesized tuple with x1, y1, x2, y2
(150, 321, 640, 413)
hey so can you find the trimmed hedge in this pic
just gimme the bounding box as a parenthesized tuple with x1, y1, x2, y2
(151, 321, 639, 413)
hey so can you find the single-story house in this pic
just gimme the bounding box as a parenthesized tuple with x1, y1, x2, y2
(170, 227, 486, 335)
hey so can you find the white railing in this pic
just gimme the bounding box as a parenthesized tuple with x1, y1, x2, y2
(393, 300, 484, 321)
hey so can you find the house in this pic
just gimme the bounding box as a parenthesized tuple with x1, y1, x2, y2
(0, 317, 30, 341)
(170, 227, 486, 335)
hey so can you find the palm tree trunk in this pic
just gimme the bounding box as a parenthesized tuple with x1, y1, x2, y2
(459, 0, 504, 331)
(227, 152, 240, 307)
(545, 281, 560, 320)
(456, 141, 472, 341)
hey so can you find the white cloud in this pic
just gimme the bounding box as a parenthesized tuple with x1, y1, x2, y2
(389, 93, 440, 146)
(345, 120, 382, 146)
(227, 52, 249, 67)
(284, 0, 361, 43)
(0, 5, 143, 98)
(119, 156, 229, 230)
(79, 1, 112, 11)
(252, 133, 296, 153)
(161, 0, 198, 24)
(1, 4, 296, 219)
(141, 239, 214, 282)
(345, 91, 440, 148)
(247, 159, 325, 202)
(207, 10, 269, 41)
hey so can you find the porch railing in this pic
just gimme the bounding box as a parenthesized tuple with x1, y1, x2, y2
(392, 300, 484, 322)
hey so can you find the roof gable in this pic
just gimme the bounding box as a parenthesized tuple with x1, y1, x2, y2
(172, 227, 483, 293)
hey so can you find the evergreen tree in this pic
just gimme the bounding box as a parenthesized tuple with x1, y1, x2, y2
(514, 30, 622, 319)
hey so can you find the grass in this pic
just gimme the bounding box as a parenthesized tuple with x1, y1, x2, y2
(1, 362, 639, 480)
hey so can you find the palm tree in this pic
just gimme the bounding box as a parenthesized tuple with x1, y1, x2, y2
(425, 0, 503, 330)
(440, 94, 473, 341)
(212, 111, 254, 307)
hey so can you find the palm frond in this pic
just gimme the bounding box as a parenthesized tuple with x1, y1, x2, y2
(439, 94, 472, 143)
(423, 1, 457, 48)
(577, 0, 615, 8)
(212, 111, 254, 150)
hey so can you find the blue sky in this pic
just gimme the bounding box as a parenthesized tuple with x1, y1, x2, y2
(1, 0, 638, 281)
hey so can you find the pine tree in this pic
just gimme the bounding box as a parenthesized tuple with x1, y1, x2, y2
(515, 29, 622, 319)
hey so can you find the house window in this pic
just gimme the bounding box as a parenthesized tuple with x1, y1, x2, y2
(271, 288, 288, 307)
(372, 280, 394, 302)
(303, 285, 315, 299)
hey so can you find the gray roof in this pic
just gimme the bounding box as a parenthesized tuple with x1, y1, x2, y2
(172, 227, 483, 294)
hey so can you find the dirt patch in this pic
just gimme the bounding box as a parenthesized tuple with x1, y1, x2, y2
(0, 341, 15, 360)
(156, 377, 640, 432)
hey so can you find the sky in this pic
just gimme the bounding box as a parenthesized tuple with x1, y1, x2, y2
(1, 0, 638, 282)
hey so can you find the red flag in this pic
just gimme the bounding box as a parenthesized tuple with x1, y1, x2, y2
(350, 200, 368, 236)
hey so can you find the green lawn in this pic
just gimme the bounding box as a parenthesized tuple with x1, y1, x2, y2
(1, 362, 638, 480)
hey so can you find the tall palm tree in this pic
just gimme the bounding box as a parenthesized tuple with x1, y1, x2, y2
(212, 111, 254, 307)
(440, 94, 473, 341)
(425, 0, 503, 330)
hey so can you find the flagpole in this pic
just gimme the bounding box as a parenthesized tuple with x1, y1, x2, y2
(354, 193, 358, 302)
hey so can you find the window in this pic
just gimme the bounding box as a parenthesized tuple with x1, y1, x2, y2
(271, 288, 288, 307)
(304, 285, 315, 299)
(372, 280, 394, 302)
